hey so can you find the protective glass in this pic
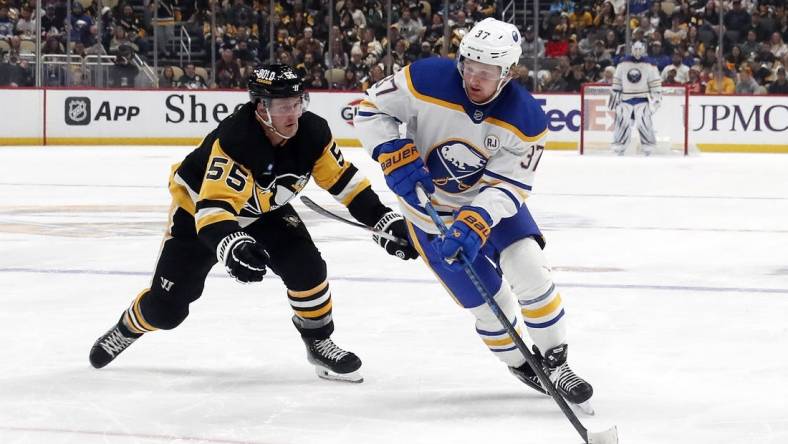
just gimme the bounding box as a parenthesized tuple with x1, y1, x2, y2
(264, 93, 310, 117)
(459, 60, 503, 81)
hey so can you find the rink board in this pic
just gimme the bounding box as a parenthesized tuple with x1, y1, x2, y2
(0, 88, 785, 152)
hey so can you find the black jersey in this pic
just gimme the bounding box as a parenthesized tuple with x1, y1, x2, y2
(168, 101, 390, 250)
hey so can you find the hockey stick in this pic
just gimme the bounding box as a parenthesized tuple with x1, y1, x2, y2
(415, 184, 618, 444)
(299, 196, 409, 246)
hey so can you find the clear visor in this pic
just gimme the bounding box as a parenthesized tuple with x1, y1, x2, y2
(263, 93, 310, 117)
(459, 59, 503, 81)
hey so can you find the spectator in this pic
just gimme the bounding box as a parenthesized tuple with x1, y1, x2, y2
(664, 16, 688, 47)
(416, 40, 435, 60)
(740, 30, 760, 60)
(69, 3, 94, 46)
(390, 38, 411, 70)
(347, 46, 368, 80)
(662, 51, 690, 83)
(15, 7, 36, 40)
(119, 5, 147, 54)
(545, 32, 569, 58)
(564, 63, 584, 92)
(425, 13, 444, 44)
(705, 66, 735, 94)
(735, 66, 760, 93)
(109, 27, 139, 55)
(581, 55, 601, 82)
(521, 25, 545, 59)
(649, 41, 671, 71)
(160, 66, 177, 88)
(324, 37, 348, 69)
(0, 7, 14, 40)
(723, 0, 751, 44)
(600, 65, 615, 84)
(687, 66, 705, 93)
(340, 68, 360, 90)
(295, 51, 320, 78)
(768, 67, 788, 94)
(396, 5, 424, 46)
(295, 26, 323, 62)
(215, 47, 242, 88)
(178, 63, 208, 89)
(770, 32, 788, 59)
(109, 46, 139, 88)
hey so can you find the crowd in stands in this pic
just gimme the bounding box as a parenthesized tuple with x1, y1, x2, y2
(0, 0, 787, 94)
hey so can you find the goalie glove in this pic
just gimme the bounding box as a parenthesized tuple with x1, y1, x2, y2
(217, 232, 270, 283)
(649, 97, 662, 113)
(608, 90, 622, 110)
(373, 212, 419, 260)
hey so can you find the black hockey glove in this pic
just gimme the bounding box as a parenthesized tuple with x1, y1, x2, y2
(217, 232, 270, 283)
(373, 212, 419, 260)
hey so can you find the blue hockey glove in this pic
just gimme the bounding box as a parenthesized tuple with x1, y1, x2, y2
(432, 206, 492, 271)
(373, 138, 434, 207)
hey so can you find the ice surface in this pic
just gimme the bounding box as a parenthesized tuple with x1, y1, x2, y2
(1, 147, 786, 444)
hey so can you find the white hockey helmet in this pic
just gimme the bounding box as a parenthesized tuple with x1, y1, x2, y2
(457, 18, 522, 103)
(631, 41, 646, 59)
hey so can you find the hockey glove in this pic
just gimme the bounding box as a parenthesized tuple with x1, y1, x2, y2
(217, 232, 270, 284)
(373, 212, 419, 260)
(373, 138, 434, 208)
(432, 206, 492, 272)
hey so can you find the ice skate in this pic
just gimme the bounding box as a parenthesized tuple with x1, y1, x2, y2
(509, 358, 546, 395)
(302, 337, 363, 383)
(543, 344, 595, 415)
(89, 317, 142, 369)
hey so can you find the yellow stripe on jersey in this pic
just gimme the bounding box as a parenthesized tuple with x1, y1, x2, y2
(288, 280, 329, 299)
(339, 177, 371, 205)
(168, 164, 196, 215)
(404, 66, 465, 113)
(312, 140, 350, 190)
(359, 99, 378, 109)
(522, 293, 563, 319)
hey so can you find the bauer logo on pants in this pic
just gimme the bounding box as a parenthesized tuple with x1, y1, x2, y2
(65, 97, 91, 126)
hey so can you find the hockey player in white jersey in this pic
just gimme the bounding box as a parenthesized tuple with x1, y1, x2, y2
(354, 17, 594, 410)
(609, 41, 663, 155)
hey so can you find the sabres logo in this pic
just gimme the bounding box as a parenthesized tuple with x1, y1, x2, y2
(426, 140, 487, 193)
(627, 68, 642, 83)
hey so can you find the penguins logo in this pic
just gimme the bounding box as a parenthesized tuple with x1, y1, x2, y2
(627, 68, 642, 83)
(426, 141, 487, 193)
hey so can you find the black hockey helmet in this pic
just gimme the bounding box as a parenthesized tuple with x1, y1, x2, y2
(248, 64, 305, 103)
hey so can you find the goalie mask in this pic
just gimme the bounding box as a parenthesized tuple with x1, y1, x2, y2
(631, 41, 646, 60)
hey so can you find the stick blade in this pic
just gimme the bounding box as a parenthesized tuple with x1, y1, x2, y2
(587, 426, 619, 444)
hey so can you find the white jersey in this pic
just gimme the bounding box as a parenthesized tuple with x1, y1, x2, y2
(354, 57, 548, 234)
(612, 56, 662, 101)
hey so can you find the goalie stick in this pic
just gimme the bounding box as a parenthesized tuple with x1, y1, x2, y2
(415, 184, 619, 444)
(299, 196, 409, 246)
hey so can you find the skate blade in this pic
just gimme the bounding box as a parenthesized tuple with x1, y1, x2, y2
(314, 366, 363, 383)
(573, 400, 595, 416)
(587, 425, 619, 444)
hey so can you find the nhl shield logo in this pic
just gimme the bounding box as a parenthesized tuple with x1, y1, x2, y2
(427, 140, 487, 193)
(65, 97, 91, 126)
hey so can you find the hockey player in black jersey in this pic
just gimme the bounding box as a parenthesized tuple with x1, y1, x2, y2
(88, 64, 418, 382)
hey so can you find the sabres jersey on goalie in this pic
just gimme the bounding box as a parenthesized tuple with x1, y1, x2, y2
(354, 57, 548, 234)
(168, 101, 388, 249)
